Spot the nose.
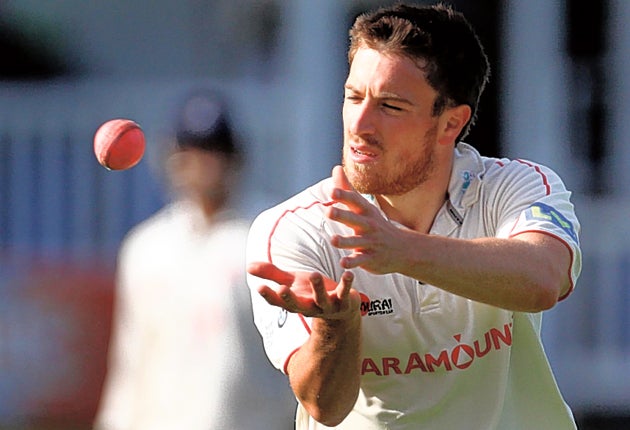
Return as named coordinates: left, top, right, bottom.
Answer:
left=344, top=99, right=376, bottom=137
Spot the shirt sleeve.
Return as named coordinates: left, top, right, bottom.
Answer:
left=246, top=207, right=325, bottom=373
left=493, top=160, right=582, bottom=296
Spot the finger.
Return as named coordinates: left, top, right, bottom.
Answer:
left=336, top=271, right=354, bottom=301
left=330, top=187, right=374, bottom=219
left=247, top=261, right=295, bottom=285
left=329, top=167, right=376, bottom=222
left=330, top=234, right=365, bottom=250
left=309, top=272, right=330, bottom=312
left=279, top=282, right=326, bottom=316
left=339, top=253, right=368, bottom=270
left=332, top=165, right=354, bottom=191
left=257, top=285, right=288, bottom=308
left=328, top=206, right=370, bottom=232
left=260, top=283, right=312, bottom=314
left=323, top=165, right=354, bottom=199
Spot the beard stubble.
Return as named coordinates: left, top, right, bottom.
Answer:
left=343, top=124, right=438, bottom=196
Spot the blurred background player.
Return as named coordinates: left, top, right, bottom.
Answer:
left=93, top=88, right=296, bottom=430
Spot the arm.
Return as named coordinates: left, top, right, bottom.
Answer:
left=327, top=167, right=573, bottom=313
left=337, top=227, right=570, bottom=312
left=247, top=263, right=362, bottom=426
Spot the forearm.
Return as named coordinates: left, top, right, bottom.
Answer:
left=288, top=314, right=362, bottom=427
left=399, top=232, right=572, bottom=312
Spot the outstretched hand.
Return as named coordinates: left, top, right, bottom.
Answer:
left=327, top=165, right=407, bottom=274
left=247, top=261, right=360, bottom=320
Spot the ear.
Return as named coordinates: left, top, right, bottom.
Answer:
left=437, top=104, right=472, bottom=146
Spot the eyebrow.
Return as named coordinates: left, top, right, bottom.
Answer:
left=344, top=84, right=414, bottom=106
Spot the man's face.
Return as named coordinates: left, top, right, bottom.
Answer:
left=342, top=47, right=441, bottom=195
left=168, top=148, right=230, bottom=202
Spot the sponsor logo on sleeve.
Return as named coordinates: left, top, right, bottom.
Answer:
left=525, top=203, right=579, bottom=244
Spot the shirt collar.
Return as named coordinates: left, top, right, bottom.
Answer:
left=361, top=141, right=486, bottom=229
left=446, top=141, right=485, bottom=211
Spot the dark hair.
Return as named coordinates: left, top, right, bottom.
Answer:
left=175, top=88, right=241, bottom=159
left=348, top=2, right=490, bottom=141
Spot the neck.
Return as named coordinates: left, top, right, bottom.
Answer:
left=375, top=161, right=452, bottom=233
left=182, top=193, right=227, bottom=226
left=376, top=188, right=447, bottom=233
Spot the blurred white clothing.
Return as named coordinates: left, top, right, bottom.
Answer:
left=94, top=201, right=295, bottom=430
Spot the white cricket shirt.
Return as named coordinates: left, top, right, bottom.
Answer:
left=95, top=202, right=296, bottom=430
left=246, top=143, right=582, bottom=430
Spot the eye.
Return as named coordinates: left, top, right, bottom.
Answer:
left=382, top=100, right=408, bottom=113
left=344, top=92, right=362, bottom=102
left=383, top=103, right=403, bottom=112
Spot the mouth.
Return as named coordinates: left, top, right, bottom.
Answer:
left=349, top=144, right=379, bottom=162
left=353, top=147, right=376, bottom=156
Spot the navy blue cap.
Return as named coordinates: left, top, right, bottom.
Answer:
left=175, top=89, right=238, bottom=156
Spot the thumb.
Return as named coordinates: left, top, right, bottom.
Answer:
left=331, top=165, right=354, bottom=191
left=247, top=261, right=295, bottom=285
